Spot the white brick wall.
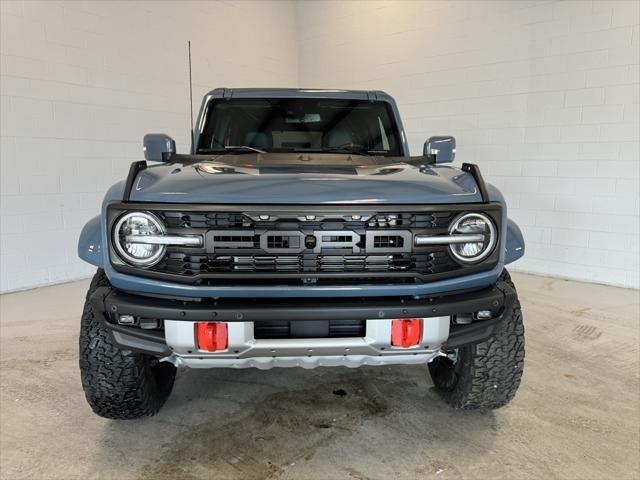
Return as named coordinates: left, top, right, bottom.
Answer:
left=0, top=0, right=298, bottom=292
left=1, top=0, right=638, bottom=292
left=298, top=0, right=640, bottom=289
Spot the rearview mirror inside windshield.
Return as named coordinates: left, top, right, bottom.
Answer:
left=285, top=113, right=321, bottom=123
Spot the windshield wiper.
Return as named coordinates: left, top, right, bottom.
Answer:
left=198, top=146, right=267, bottom=154
left=224, top=145, right=267, bottom=153
left=224, top=145, right=267, bottom=154
left=298, top=147, right=368, bottom=156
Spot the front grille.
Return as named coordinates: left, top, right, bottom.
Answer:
left=152, top=209, right=465, bottom=282
left=254, top=320, right=366, bottom=339
left=109, top=204, right=501, bottom=286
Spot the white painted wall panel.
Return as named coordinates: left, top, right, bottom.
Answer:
left=0, top=0, right=298, bottom=292
left=298, top=0, right=640, bottom=288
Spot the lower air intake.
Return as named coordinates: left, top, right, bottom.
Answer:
left=254, top=320, right=366, bottom=339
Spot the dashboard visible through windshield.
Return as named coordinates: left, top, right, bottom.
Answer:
left=197, top=98, right=403, bottom=156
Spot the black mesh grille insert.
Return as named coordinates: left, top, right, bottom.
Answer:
left=213, top=235, right=252, bottom=242
left=154, top=252, right=457, bottom=276
left=267, top=235, right=300, bottom=249
left=373, top=235, right=405, bottom=248
left=254, top=320, right=366, bottom=339
left=159, top=211, right=457, bottom=230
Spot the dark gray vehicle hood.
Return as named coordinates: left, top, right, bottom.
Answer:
left=129, top=153, right=483, bottom=204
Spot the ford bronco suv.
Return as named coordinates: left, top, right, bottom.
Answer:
left=78, top=88, right=525, bottom=419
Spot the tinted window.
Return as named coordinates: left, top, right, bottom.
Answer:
left=197, top=98, right=402, bottom=156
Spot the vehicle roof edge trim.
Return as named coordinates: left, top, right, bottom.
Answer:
left=203, top=88, right=392, bottom=101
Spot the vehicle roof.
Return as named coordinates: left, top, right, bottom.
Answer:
left=205, top=88, right=395, bottom=102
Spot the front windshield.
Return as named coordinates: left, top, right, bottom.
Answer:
left=197, top=98, right=403, bottom=156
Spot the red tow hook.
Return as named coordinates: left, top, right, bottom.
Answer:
left=195, top=322, right=228, bottom=352
left=391, top=319, right=422, bottom=348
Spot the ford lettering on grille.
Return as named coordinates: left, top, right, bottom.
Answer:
left=205, top=230, right=412, bottom=254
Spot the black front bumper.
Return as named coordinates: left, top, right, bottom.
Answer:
left=90, top=279, right=516, bottom=356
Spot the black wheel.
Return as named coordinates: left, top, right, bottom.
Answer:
left=429, top=270, right=524, bottom=410
left=79, top=269, right=176, bottom=419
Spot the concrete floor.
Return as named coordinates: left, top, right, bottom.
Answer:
left=0, top=272, right=638, bottom=480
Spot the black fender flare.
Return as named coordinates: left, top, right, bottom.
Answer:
left=505, top=218, right=525, bottom=265
left=78, top=215, right=103, bottom=267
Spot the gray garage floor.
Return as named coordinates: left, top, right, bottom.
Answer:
left=0, top=272, right=638, bottom=480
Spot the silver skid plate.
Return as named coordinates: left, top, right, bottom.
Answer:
left=162, top=317, right=450, bottom=369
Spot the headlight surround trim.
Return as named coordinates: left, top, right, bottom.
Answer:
left=448, top=212, right=497, bottom=264
left=112, top=211, right=167, bottom=267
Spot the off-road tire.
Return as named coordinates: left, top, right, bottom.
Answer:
left=429, top=270, right=524, bottom=410
left=79, top=269, right=176, bottom=419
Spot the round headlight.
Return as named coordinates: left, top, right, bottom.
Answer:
left=448, top=213, right=496, bottom=263
left=113, top=212, right=166, bottom=267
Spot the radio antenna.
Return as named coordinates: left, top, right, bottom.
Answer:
left=188, top=40, right=194, bottom=154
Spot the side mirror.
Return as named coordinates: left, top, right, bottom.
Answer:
left=143, top=134, right=176, bottom=162
left=423, top=136, right=456, bottom=163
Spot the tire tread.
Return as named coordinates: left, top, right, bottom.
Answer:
left=79, top=269, right=175, bottom=419
left=430, top=270, right=525, bottom=410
